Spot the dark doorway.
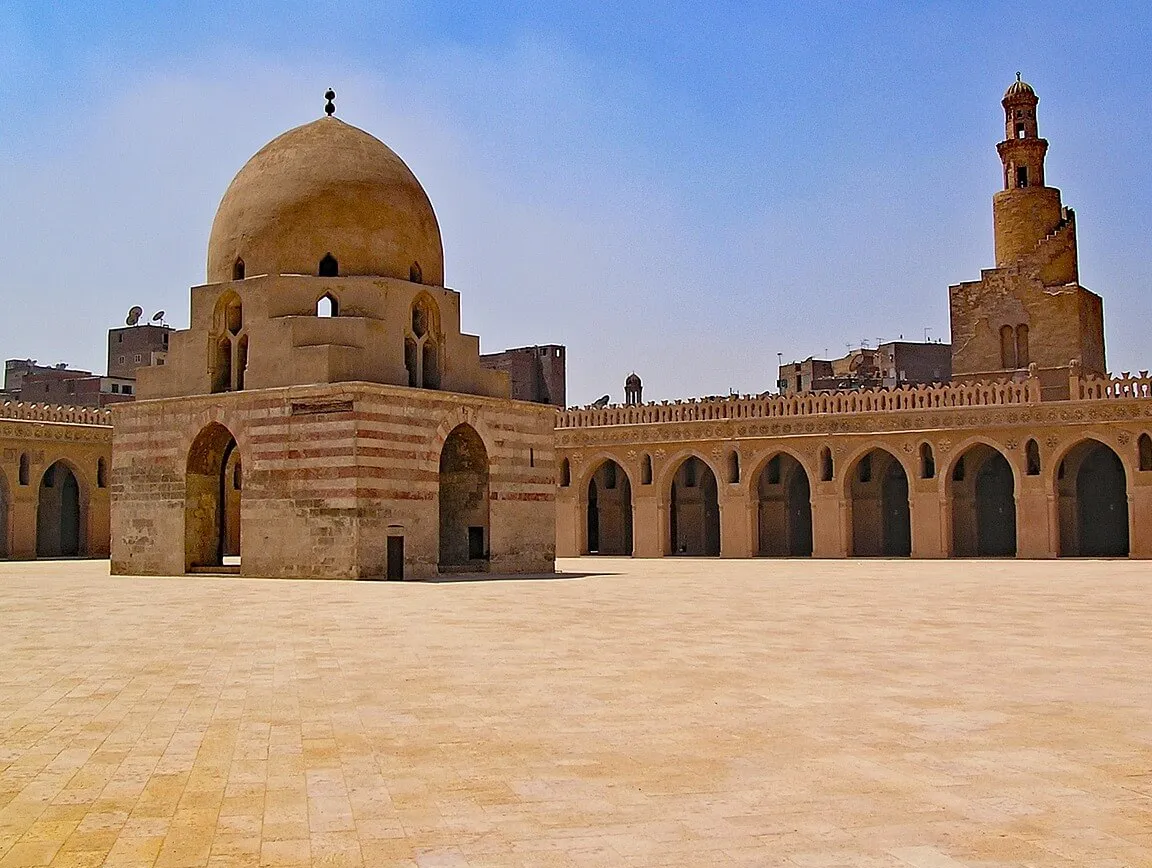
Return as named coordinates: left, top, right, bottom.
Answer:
left=881, top=460, right=911, bottom=556
left=587, top=481, right=599, bottom=553
left=186, top=423, right=240, bottom=571
left=951, top=445, right=1016, bottom=557
left=1058, top=441, right=1129, bottom=557
left=850, top=449, right=911, bottom=556
left=756, top=454, right=812, bottom=556
left=668, top=456, right=720, bottom=555
left=37, top=462, right=83, bottom=557
left=468, top=526, right=485, bottom=560
left=585, top=460, right=633, bottom=555
left=439, top=424, right=490, bottom=570
left=386, top=536, right=404, bottom=580
left=975, top=453, right=1016, bottom=556
left=0, top=474, right=9, bottom=558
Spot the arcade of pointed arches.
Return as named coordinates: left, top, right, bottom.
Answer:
left=563, top=430, right=1146, bottom=559
left=0, top=454, right=103, bottom=560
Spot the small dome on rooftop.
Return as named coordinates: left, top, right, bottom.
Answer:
left=1003, top=73, right=1037, bottom=101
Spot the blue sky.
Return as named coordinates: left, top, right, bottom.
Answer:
left=2, top=2, right=1150, bottom=402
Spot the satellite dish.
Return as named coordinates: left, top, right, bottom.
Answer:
left=125, top=306, right=143, bottom=326
left=591, top=394, right=611, bottom=408
left=151, top=310, right=165, bottom=323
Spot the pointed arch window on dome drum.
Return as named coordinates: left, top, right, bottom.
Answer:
left=406, top=294, right=441, bottom=390
left=318, top=253, right=339, bottom=277
left=210, top=292, right=247, bottom=393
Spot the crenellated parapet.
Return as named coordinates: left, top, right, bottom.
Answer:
left=1074, top=370, right=1152, bottom=400
left=0, top=401, right=113, bottom=427
left=557, top=377, right=1042, bottom=429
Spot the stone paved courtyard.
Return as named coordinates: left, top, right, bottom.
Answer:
left=0, top=558, right=1150, bottom=867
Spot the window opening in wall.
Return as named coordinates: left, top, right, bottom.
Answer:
left=318, top=253, right=338, bottom=277
left=920, top=443, right=935, bottom=479
left=124, top=385, right=132, bottom=395
left=421, top=341, right=440, bottom=389
left=1016, top=123, right=1026, bottom=138
left=727, top=450, right=740, bottom=484
left=857, top=454, right=872, bottom=483
left=404, top=338, right=418, bottom=387
left=560, top=458, right=571, bottom=487
left=641, top=453, right=653, bottom=485
left=411, top=301, right=429, bottom=337
left=529, top=448, right=535, bottom=468
left=1016, top=166, right=1028, bottom=188
left=1026, top=439, right=1041, bottom=475
left=18, top=454, right=29, bottom=486
left=232, top=258, right=245, bottom=280
left=1000, top=324, right=1016, bottom=369
left=410, top=262, right=422, bottom=284
left=1016, top=324, right=1030, bottom=367
left=97, top=458, right=107, bottom=489
left=1140, top=434, right=1152, bottom=472
left=213, top=336, right=232, bottom=394
left=316, top=294, right=338, bottom=317
left=820, top=447, right=833, bottom=482
left=236, top=335, right=249, bottom=391
left=224, top=297, right=242, bottom=335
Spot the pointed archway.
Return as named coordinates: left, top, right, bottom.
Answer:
left=36, top=462, right=85, bottom=557
left=668, top=456, right=720, bottom=555
left=755, top=453, right=812, bottom=556
left=1058, top=440, right=1129, bottom=557
left=186, top=423, right=240, bottom=571
left=950, top=444, right=1016, bottom=557
left=585, top=460, right=633, bottom=555
left=849, top=449, right=911, bottom=557
left=439, top=424, right=490, bottom=570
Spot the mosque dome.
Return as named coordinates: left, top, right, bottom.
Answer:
left=207, top=114, right=444, bottom=285
left=1003, top=74, right=1037, bottom=102
left=625, top=372, right=642, bottom=388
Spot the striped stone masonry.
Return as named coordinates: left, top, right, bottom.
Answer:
left=111, top=382, right=555, bottom=578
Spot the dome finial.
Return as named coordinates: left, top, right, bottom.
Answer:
left=324, top=89, right=336, bottom=117
left=1016, top=71, right=1022, bottom=82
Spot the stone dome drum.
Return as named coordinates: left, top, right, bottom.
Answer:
left=207, top=116, right=444, bottom=285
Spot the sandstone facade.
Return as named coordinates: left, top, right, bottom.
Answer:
left=110, top=102, right=556, bottom=579
left=112, top=383, right=553, bottom=578
left=0, top=402, right=112, bottom=559
left=555, top=374, right=1152, bottom=559
left=556, top=78, right=1151, bottom=561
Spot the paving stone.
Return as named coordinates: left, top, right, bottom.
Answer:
left=0, top=557, right=1148, bottom=866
